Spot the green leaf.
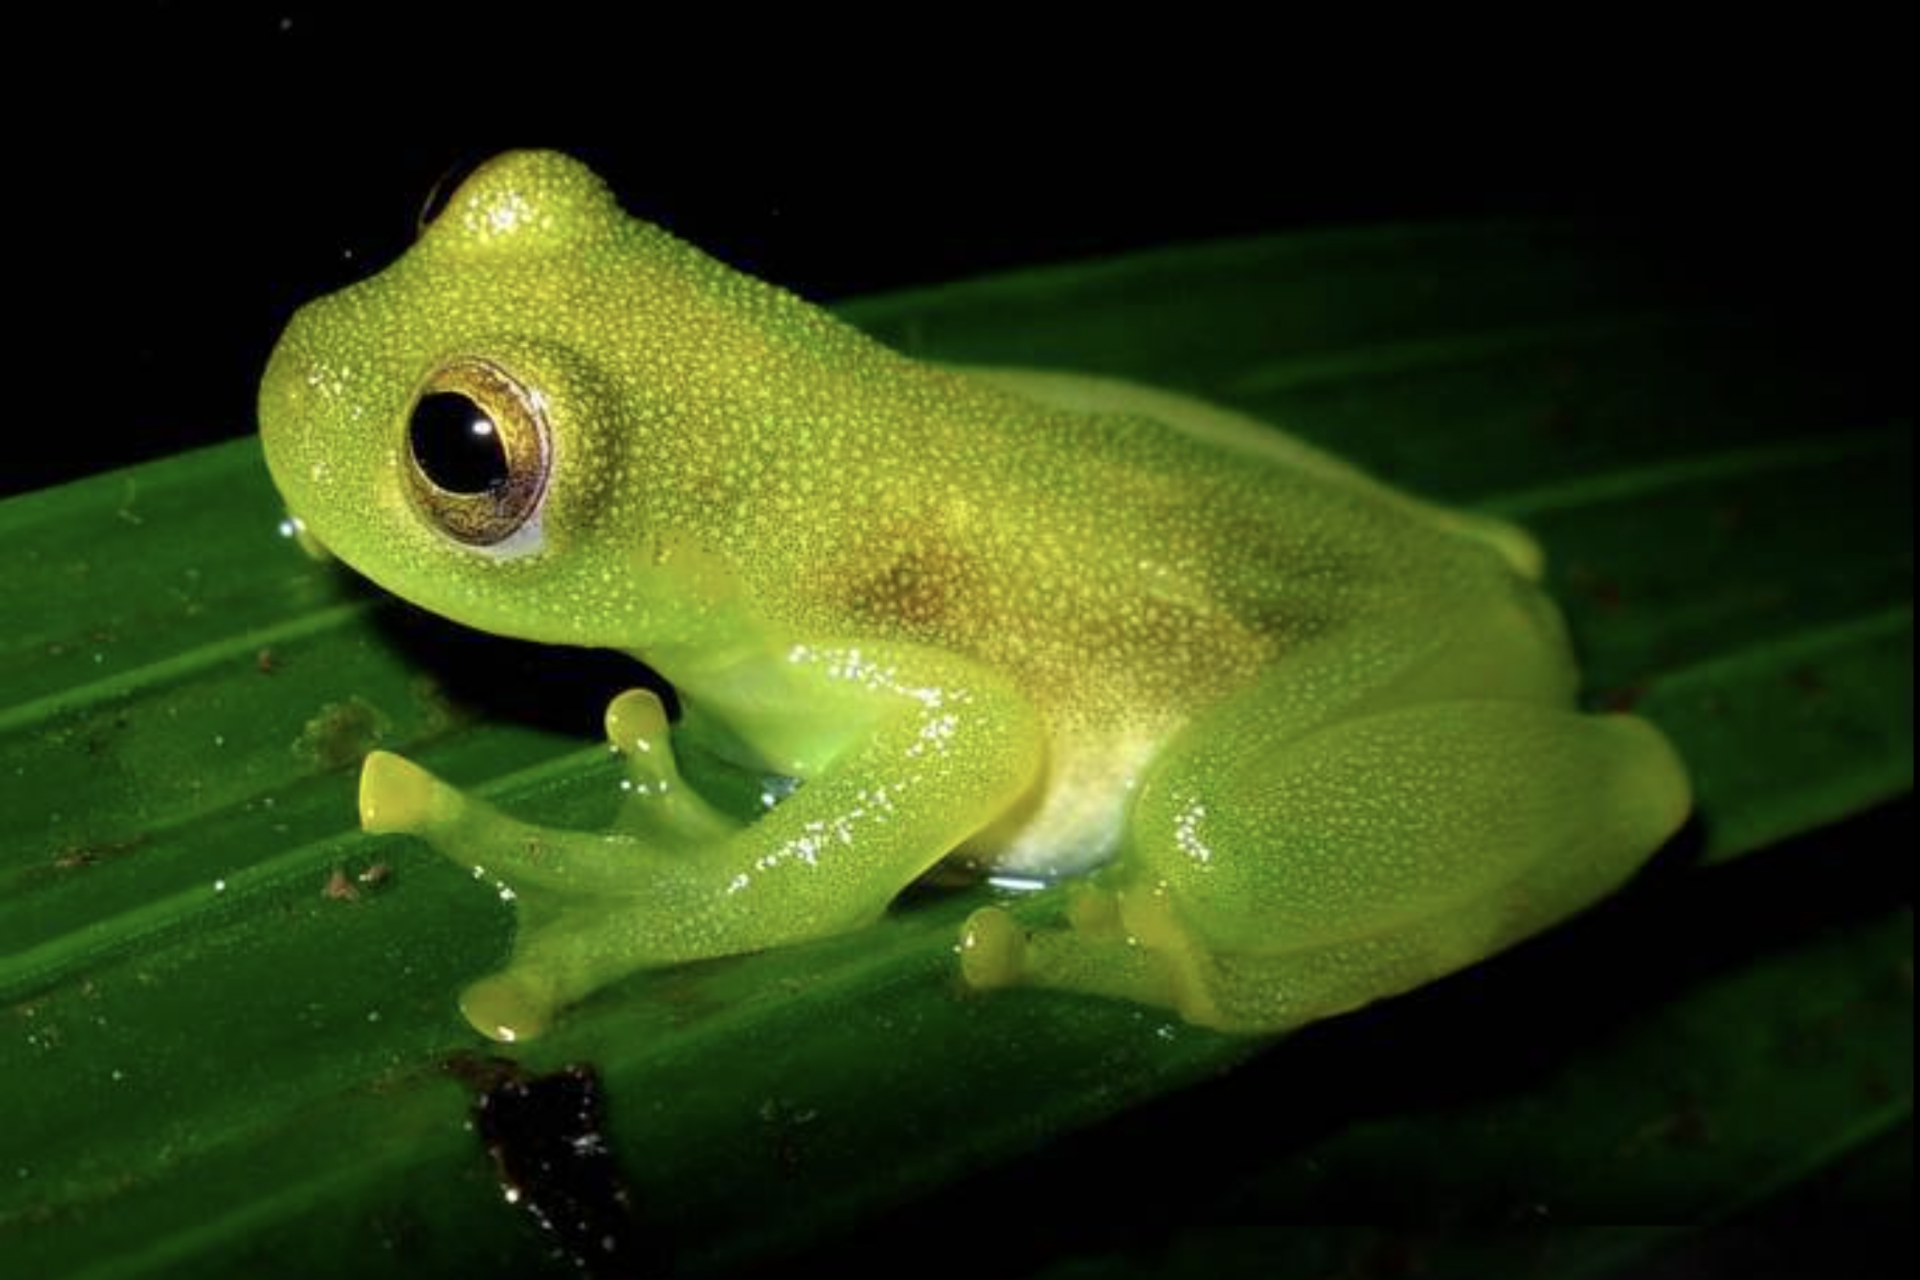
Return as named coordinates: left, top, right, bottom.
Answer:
left=2, top=223, right=1909, bottom=1279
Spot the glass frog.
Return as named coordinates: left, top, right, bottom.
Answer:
left=258, top=151, right=1689, bottom=1043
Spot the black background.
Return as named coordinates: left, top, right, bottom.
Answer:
left=7, top=4, right=1911, bottom=496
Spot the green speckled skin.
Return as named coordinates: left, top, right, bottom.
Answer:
left=259, top=152, right=1690, bottom=1041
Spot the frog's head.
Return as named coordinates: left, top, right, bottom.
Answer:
left=259, top=150, right=817, bottom=655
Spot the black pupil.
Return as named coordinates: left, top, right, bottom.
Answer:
left=410, top=393, right=510, bottom=495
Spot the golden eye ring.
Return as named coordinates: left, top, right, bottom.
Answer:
left=404, top=358, right=550, bottom=546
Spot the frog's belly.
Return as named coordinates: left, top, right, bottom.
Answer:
left=957, top=729, right=1166, bottom=880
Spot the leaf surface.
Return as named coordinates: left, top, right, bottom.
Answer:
left=2, top=223, right=1909, bottom=1278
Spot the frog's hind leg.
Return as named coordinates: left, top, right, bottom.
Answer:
left=963, top=697, right=1689, bottom=1034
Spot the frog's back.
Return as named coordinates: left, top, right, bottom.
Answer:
left=971, top=367, right=1543, bottom=579
left=798, top=364, right=1548, bottom=739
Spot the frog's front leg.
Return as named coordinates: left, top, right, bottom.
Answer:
left=963, top=693, right=1690, bottom=1033
left=361, top=645, right=1044, bottom=1041
left=361, top=689, right=743, bottom=890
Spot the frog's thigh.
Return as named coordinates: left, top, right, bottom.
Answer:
left=972, top=698, right=1688, bottom=1033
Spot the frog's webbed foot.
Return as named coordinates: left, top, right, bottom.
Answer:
left=361, top=689, right=740, bottom=881
left=601, top=688, right=740, bottom=844
left=358, top=688, right=746, bottom=1041
left=960, top=883, right=1190, bottom=1015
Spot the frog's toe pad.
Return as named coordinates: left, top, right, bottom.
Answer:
left=459, top=971, right=555, bottom=1044
left=960, top=907, right=1027, bottom=991
left=359, top=750, right=441, bottom=834
left=604, top=687, right=671, bottom=751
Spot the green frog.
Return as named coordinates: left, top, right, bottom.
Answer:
left=258, top=151, right=1689, bottom=1042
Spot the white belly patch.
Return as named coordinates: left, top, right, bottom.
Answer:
left=961, top=730, right=1165, bottom=881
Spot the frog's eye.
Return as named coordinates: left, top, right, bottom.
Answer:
left=405, top=360, right=550, bottom=548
